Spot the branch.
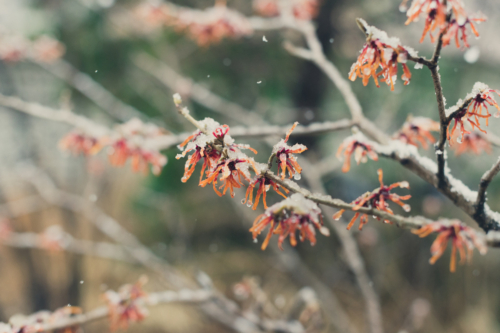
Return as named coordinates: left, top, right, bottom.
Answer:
left=1, top=230, right=135, bottom=263
left=263, top=170, right=432, bottom=230
left=133, top=53, right=265, bottom=125
left=476, top=157, right=500, bottom=212
left=16, top=164, right=304, bottom=333
left=37, top=289, right=213, bottom=333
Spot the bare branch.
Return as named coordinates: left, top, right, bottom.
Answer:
left=37, top=289, right=213, bottom=333
left=476, top=157, right=500, bottom=211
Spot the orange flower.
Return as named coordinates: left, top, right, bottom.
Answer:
left=349, top=20, right=416, bottom=91
left=103, top=277, right=148, bottom=331
left=451, top=132, right=491, bottom=155
left=394, top=116, right=440, bottom=149
left=59, top=132, right=102, bottom=156
left=447, top=83, right=499, bottom=144
left=171, top=3, right=252, bottom=46
left=442, top=14, right=486, bottom=49
left=108, top=139, right=167, bottom=175
left=405, top=0, right=448, bottom=43
left=200, top=158, right=253, bottom=198
left=336, top=135, right=378, bottom=172
left=250, top=193, right=329, bottom=250
left=271, top=122, right=307, bottom=180
left=177, top=121, right=256, bottom=184
left=333, top=169, right=411, bottom=230
left=412, top=220, right=487, bottom=272
left=253, top=0, right=319, bottom=20
left=244, top=174, right=288, bottom=210
left=467, top=83, right=500, bottom=120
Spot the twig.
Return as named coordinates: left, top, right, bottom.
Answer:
left=475, top=157, right=500, bottom=213
left=37, top=289, right=213, bottom=333
left=1, top=230, right=135, bottom=263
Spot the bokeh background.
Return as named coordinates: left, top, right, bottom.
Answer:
left=0, top=0, right=500, bottom=332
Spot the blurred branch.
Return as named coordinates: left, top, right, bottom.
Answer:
left=133, top=53, right=264, bottom=124
left=38, top=289, right=213, bottom=333
left=1, top=230, right=135, bottom=263
left=37, top=59, right=154, bottom=124
left=0, top=195, right=47, bottom=219
left=299, top=160, right=383, bottom=333
left=16, top=163, right=304, bottom=333
left=0, top=92, right=352, bottom=150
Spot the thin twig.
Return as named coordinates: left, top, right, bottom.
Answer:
left=476, top=157, right=500, bottom=212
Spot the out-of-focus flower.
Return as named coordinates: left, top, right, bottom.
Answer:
left=451, top=132, right=491, bottom=155
left=134, top=2, right=171, bottom=28
left=103, top=277, right=148, bottom=331
left=405, top=0, right=448, bottom=43
left=272, top=122, right=307, bottom=180
left=106, top=118, right=168, bottom=175
left=0, top=35, right=29, bottom=62
left=170, top=3, right=252, bottom=46
left=0, top=34, right=65, bottom=63
left=403, top=0, right=486, bottom=48
left=253, top=0, right=319, bottom=20
left=394, top=116, right=440, bottom=149
left=336, top=134, right=378, bottom=173
left=349, top=19, right=417, bottom=91
left=108, top=139, right=167, bottom=176
left=59, top=132, right=102, bottom=156
left=50, top=306, right=83, bottom=333
left=0, top=219, right=12, bottom=240
left=32, top=36, right=66, bottom=63
left=412, top=219, right=487, bottom=272
left=442, top=14, right=486, bottom=49
left=333, top=169, right=411, bottom=230
left=39, top=225, right=70, bottom=252
left=250, top=193, right=329, bottom=250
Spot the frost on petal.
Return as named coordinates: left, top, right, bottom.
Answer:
left=250, top=193, right=327, bottom=250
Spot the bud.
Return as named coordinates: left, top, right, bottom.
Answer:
left=173, top=93, right=182, bottom=107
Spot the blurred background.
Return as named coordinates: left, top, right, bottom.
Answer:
left=0, top=0, right=499, bottom=332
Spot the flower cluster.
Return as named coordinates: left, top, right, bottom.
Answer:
left=60, top=118, right=167, bottom=175
left=333, top=169, right=411, bottom=230
left=253, top=0, right=319, bottom=21
left=271, top=122, right=307, bottom=180
left=450, top=132, right=491, bottom=155
left=103, top=277, right=149, bottom=331
left=177, top=118, right=258, bottom=197
left=403, top=0, right=485, bottom=48
left=393, top=116, right=440, bottom=149
left=250, top=193, right=329, bottom=250
left=175, top=96, right=300, bottom=213
left=336, top=134, right=378, bottom=173
left=446, top=82, right=500, bottom=144
left=412, top=219, right=487, bottom=272
left=0, top=34, right=65, bottom=63
left=4, top=306, right=82, bottom=333
left=349, top=19, right=417, bottom=91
